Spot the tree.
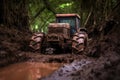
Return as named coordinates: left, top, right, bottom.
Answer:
left=28, top=0, right=119, bottom=32
left=0, top=0, right=29, bottom=31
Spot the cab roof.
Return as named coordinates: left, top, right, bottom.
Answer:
left=56, top=14, right=81, bottom=19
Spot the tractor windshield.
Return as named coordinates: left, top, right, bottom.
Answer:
left=57, top=17, right=76, bottom=34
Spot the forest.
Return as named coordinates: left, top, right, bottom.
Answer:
left=28, top=0, right=119, bottom=32
left=0, top=0, right=120, bottom=80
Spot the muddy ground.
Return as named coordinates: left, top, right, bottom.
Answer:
left=0, top=7, right=120, bottom=80
left=0, top=18, right=120, bottom=80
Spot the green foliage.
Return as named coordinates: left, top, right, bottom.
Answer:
left=28, top=0, right=75, bottom=33
left=59, top=2, right=73, bottom=8
left=28, top=0, right=118, bottom=32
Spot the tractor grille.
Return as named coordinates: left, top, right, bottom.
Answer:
left=48, top=27, right=63, bottom=34
left=47, top=34, right=59, bottom=41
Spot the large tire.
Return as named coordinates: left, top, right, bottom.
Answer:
left=29, top=32, right=44, bottom=52
left=72, top=32, right=87, bottom=54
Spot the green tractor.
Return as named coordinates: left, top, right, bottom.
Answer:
left=29, top=14, right=88, bottom=54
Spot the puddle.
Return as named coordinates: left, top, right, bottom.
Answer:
left=0, top=62, right=63, bottom=80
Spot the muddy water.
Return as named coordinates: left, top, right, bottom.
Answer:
left=0, top=62, right=63, bottom=80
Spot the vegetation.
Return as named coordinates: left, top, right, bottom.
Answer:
left=0, top=0, right=119, bottom=32
left=28, top=0, right=119, bottom=32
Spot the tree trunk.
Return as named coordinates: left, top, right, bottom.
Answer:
left=84, top=8, right=93, bottom=27
left=0, top=0, right=29, bottom=31
left=0, top=0, right=5, bottom=24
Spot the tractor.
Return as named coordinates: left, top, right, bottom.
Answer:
left=29, top=14, right=88, bottom=54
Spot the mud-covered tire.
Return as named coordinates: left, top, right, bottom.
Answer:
left=72, top=32, right=88, bottom=54
left=29, top=32, right=45, bottom=52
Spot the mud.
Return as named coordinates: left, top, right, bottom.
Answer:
left=0, top=62, right=63, bottom=80
left=41, top=59, right=93, bottom=80
left=0, top=6, right=120, bottom=80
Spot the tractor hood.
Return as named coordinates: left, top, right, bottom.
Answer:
left=48, top=23, right=70, bottom=39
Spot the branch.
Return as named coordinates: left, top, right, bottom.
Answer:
left=84, top=8, right=93, bottom=27
left=31, top=6, right=46, bottom=23
left=39, top=14, right=53, bottom=31
left=43, top=0, right=56, bottom=14
left=107, top=1, right=120, bottom=19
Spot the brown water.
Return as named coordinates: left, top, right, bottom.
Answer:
left=0, top=62, right=63, bottom=80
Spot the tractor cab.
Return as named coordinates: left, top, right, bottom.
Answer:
left=56, top=14, right=81, bottom=35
